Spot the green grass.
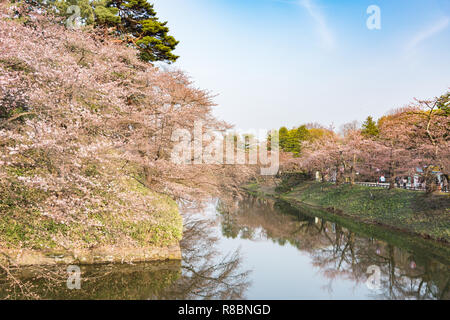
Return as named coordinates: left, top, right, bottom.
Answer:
left=242, top=183, right=261, bottom=196
left=0, top=159, right=183, bottom=252
left=245, top=181, right=450, bottom=243
left=0, top=57, right=34, bottom=74
left=280, top=199, right=450, bottom=265
left=283, top=182, right=450, bottom=242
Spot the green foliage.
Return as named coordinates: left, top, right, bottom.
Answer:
left=0, top=56, right=34, bottom=73
left=275, top=172, right=312, bottom=192
left=92, top=0, right=120, bottom=25
left=307, top=127, right=332, bottom=140
left=361, top=116, right=379, bottom=137
left=0, top=261, right=181, bottom=299
left=0, top=178, right=68, bottom=248
left=278, top=126, right=288, bottom=149
left=283, top=182, right=450, bottom=242
left=296, top=125, right=310, bottom=141
left=93, top=0, right=179, bottom=63
left=244, top=182, right=450, bottom=260
left=23, top=0, right=179, bottom=63
left=55, top=0, right=95, bottom=25
left=437, top=91, right=449, bottom=115
left=277, top=125, right=312, bottom=155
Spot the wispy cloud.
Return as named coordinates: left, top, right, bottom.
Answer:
left=298, top=0, right=335, bottom=49
left=407, top=17, right=449, bottom=50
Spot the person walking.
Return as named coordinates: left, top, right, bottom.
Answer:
left=443, top=174, right=449, bottom=193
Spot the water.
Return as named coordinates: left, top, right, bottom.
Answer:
left=214, top=197, right=449, bottom=299
left=1, top=195, right=449, bottom=299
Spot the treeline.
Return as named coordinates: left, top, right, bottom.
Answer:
left=270, top=124, right=334, bottom=156
left=0, top=2, right=254, bottom=206
left=279, top=92, right=449, bottom=193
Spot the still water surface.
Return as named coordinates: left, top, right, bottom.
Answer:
left=1, top=195, right=449, bottom=299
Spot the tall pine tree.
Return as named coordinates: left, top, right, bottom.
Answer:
left=361, top=116, right=379, bottom=137
left=103, top=0, right=179, bottom=63
left=23, top=0, right=179, bottom=63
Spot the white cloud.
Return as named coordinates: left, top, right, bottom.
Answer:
left=299, top=0, right=335, bottom=49
left=407, top=17, right=449, bottom=50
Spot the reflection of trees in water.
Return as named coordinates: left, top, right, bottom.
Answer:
left=0, top=202, right=251, bottom=300
left=0, top=261, right=182, bottom=300
left=370, top=246, right=450, bottom=300
left=160, top=214, right=251, bottom=299
left=218, top=195, right=450, bottom=300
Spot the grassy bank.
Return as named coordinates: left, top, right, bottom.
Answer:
left=0, top=153, right=183, bottom=265
left=244, top=181, right=450, bottom=243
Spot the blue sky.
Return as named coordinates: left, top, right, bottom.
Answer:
left=152, top=0, right=450, bottom=131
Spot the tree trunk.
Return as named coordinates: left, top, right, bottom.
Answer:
left=388, top=178, right=395, bottom=190
left=350, top=154, right=356, bottom=185
left=424, top=168, right=437, bottom=194
left=335, top=166, right=343, bottom=185
left=388, top=159, right=395, bottom=189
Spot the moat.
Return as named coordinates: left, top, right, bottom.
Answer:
left=1, top=195, right=449, bottom=300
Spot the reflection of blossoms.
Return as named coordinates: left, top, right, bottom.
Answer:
left=219, top=196, right=449, bottom=300
left=159, top=212, right=251, bottom=300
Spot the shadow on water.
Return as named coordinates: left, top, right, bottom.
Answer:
left=217, top=195, right=450, bottom=300
left=0, top=213, right=250, bottom=300
left=0, top=261, right=182, bottom=299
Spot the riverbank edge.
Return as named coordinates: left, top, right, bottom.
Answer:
left=0, top=244, right=182, bottom=267
left=1, top=165, right=184, bottom=267
left=242, top=182, right=450, bottom=263
left=0, top=192, right=184, bottom=267
left=0, top=182, right=184, bottom=267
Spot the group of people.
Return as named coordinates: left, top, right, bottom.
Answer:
left=385, top=174, right=450, bottom=192
left=394, top=177, right=410, bottom=189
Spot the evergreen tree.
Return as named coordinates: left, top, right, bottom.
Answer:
left=296, top=125, right=310, bottom=142
left=276, top=125, right=312, bottom=155
left=283, top=129, right=299, bottom=154
left=279, top=127, right=289, bottom=150
left=92, top=0, right=120, bottom=26
left=55, top=0, right=96, bottom=25
left=361, top=116, right=379, bottom=137
left=23, top=0, right=179, bottom=63
left=293, top=125, right=311, bottom=155
left=437, top=91, right=449, bottom=115
left=103, top=0, right=179, bottom=63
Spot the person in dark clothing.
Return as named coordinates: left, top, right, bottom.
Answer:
left=443, top=174, right=449, bottom=192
